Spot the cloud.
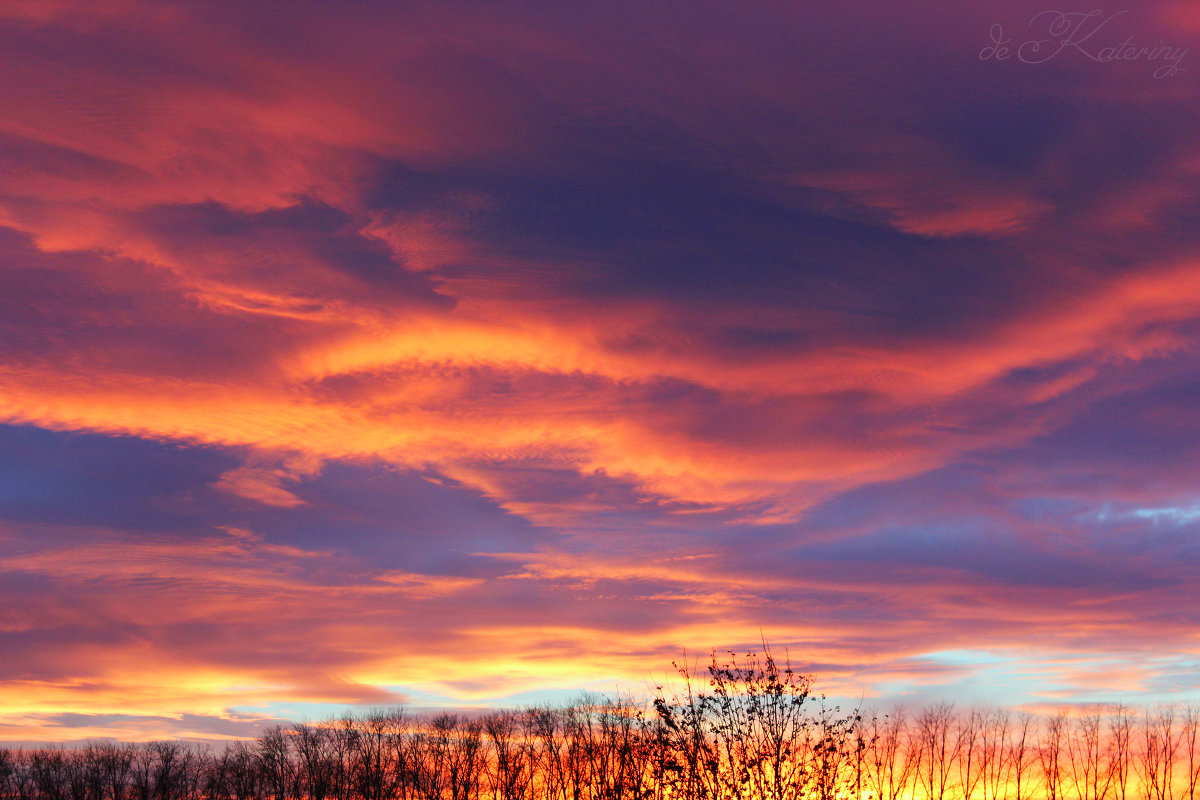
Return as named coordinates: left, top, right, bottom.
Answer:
left=213, top=453, right=322, bottom=508
left=2, top=0, right=1200, bottom=741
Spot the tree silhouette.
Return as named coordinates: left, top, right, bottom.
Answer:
left=2, top=648, right=1199, bottom=800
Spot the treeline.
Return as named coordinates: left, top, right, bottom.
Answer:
left=2, top=650, right=1199, bottom=800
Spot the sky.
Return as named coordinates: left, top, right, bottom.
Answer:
left=1, top=0, right=1199, bottom=743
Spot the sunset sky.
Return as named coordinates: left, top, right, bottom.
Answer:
left=2, top=1, right=1200, bottom=743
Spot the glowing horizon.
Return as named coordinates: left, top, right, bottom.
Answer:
left=1, top=1, right=1199, bottom=743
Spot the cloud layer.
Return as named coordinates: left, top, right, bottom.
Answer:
left=1, top=0, right=1199, bottom=740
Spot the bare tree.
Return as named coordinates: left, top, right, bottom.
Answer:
left=441, top=715, right=484, bottom=800
left=1140, top=707, right=1181, bottom=800
left=31, top=748, right=68, bottom=800
left=915, top=704, right=959, bottom=800
left=1040, top=711, right=1069, bottom=800
left=1067, top=708, right=1114, bottom=800
left=1182, top=706, right=1200, bottom=800
left=226, top=742, right=262, bottom=800
left=0, top=749, right=17, bottom=800
left=957, top=708, right=986, bottom=800
left=258, top=729, right=293, bottom=800
left=866, top=708, right=917, bottom=800
left=293, top=724, right=338, bottom=800
left=484, top=711, right=535, bottom=800
left=979, top=708, right=1010, bottom=800
left=10, top=749, right=39, bottom=800
left=1009, top=712, right=1037, bottom=800
left=1112, top=707, right=1135, bottom=800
